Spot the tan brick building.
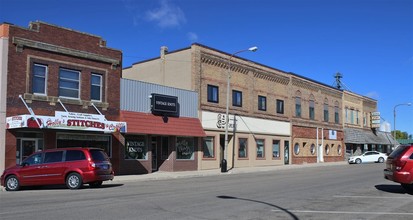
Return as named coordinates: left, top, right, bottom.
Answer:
left=343, top=90, right=396, bottom=156
left=123, top=43, right=345, bottom=169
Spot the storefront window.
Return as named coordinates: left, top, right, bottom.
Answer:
left=203, top=136, right=215, bottom=158
left=325, top=144, right=330, bottom=155
left=256, top=139, right=265, bottom=158
left=310, top=144, right=316, bottom=155
left=239, top=138, right=248, bottom=158
left=294, top=143, right=300, bottom=155
left=176, top=137, right=195, bottom=160
left=272, top=140, right=280, bottom=158
left=338, top=145, right=342, bottom=155
left=57, top=133, right=111, bottom=157
left=125, top=135, right=147, bottom=160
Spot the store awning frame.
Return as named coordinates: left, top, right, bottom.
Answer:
left=344, top=128, right=398, bottom=145
left=121, top=111, right=206, bottom=137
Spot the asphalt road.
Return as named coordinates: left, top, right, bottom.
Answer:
left=1, top=163, right=412, bottom=220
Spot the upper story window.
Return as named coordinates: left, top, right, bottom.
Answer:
left=33, top=64, right=48, bottom=95
left=276, top=99, right=284, bottom=114
left=335, top=103, right=339, bottom=124
left=59, top=68, right=80, bottom=99
left=258, top=95, right=267, bottom=111
left=295, top=97, right=301, bottom=117
left=91, top=73, right=102, bottom=101
left=324, top=99, right=329, bottom=122
left=232, top=90, right=242, bottom=107
left=309, top=100, right=315, bottom=120
left=207, top=85, right=219, bottom=103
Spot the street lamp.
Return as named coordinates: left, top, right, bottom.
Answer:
left=393, top=102, right=411, bottom=139
left=222, top=46, right=258, bottom=173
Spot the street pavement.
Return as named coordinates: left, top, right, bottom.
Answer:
left=111, top=161, right=348, bottom=183
left=0, top=161, right=348, bottom=191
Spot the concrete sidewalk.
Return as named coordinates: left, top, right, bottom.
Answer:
left=111, top=161, right=348, bottom=183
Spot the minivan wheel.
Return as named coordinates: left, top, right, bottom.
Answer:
left=89, top=181, right=103, bottom=188
left=66, top=173, right=83, bottom=189
left=378, top=157, right=385, bottom=163
left=5, top=175, right=20, bottom=191
left=355, top=158, right=362, bottom=164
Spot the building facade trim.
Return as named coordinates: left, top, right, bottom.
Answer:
left=12, top=37, right=120, bottom=66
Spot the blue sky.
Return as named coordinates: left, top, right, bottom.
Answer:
left=1, top=0, right=412, bottom=135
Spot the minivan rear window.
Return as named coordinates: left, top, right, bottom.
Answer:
left=66, top=150, right=86, bottom=161
left=90, top=149, right=109, bottom=161
left=389, top=145, right=409, bottom=158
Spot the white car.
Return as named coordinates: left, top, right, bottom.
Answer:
left=348, top=151, right=387, bottom=164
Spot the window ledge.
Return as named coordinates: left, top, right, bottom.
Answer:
left=23, top=93, right=109, bottom=110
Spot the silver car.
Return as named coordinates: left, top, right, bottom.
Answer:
left=348, top=151, right=387, bottom=164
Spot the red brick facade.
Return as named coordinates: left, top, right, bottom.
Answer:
left=2, top=22, right=123, bottom=173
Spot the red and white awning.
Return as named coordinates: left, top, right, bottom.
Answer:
left=6, top=111, right=127, bottom=133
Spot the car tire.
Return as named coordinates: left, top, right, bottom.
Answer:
left=355, top=158, right=362, bottom=164
left=66, top=173, right=83, bottom=190
left=5, top=175, right=20, bottom=191
left=378, top=157, right=385, bottom=163
left=89, top=181, right=103, bottom=188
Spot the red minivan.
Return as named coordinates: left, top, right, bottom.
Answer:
left=384, top=144, right=413, bottom=192
left=1, top=148, right=114, bottom=191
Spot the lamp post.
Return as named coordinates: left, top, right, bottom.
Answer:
left=222, top=46, right=258, bottom=173
left=393, top=102, right=411, bottom=139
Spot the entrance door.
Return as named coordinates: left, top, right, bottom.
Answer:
left=19, top=139, right=39, bottom=164
left=151, top=137, right=157, bottom=171
left=284, top=140, right=290, bottom=165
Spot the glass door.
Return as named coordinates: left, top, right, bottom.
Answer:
left=18, top=139, right=39, bottom=164
left=151, top=137, right=157, bottom=171
left=284, top=140, right=290, bottom=165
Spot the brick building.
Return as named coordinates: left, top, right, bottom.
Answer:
left=0, top=21, right=126, bottom=174
left=123, top=43, right=345, bottom=169
left=343, top=90, right=397, bottom=156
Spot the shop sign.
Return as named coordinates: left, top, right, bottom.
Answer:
left=329, top=130, right=337, bottom=140
left=216, top=113, right=235, bottom=129
left=151, top=93, right=178, bottom=114
left=370, top=111, right=381, bottom=128
left=6, top=111, right=127, bottom=133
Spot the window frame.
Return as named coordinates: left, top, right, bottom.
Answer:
left=276, top=99, right=284, bottom=114
left=125, top=135, right=148, bottom=160
left=176, top=137, right=195, bottom=160
left=294, top=143, right=300, bottom=155
left=256, top=139, right=265, bottom=159
left=207, top=84, right=219, bottom=103
left=309, top=100, right=315, bottom=120
left=59, top=68, right=80, bottom=99
left=335, top=105, right=340, bottom=124
left=91, top=73, right=103, bottom=102
left=272, top=140, right=280, bottom=159
left=232, top=90, right=243, bottom=107
left=32, top=63, right=48, bottom=95
left=202, top=136, right=215, bottom=159
left=258, top=95, right=267, bottom=111
left=295, top=97, right=301, bottom=117
left=324, top=103, right=329, bottom=122
left=238, top=138, right=248, bottom=159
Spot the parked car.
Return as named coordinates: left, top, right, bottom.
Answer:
left=1, top=148, right=114, bottom=191
left=348, top=151, right=387, bottom=164
left=384, top=144, right=413, bottom=192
